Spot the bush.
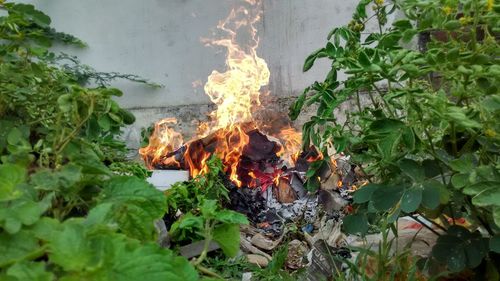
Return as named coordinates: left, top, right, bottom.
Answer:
left=291, top=0, right=500, bottom=277
left=0, top=2, right=198, bottom=280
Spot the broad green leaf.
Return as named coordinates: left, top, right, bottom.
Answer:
left=213, top=223, right=241, bottom=257
left=0, top=196, right=51, bottom=234
left=0, top=164, right=26, bottom=201
left=200, top=199, right=218, bottom=218
left=94, top=176, right=167, bottom=240
left=372, top=185, right=404, bottom=211
left=463, top=181, right=498, bottom=196
left=369, top=119, right=405, bottom=135
left=353, top=183, right=381, bottom=204
left=401, top=187, right=422, bottom=213
left=472, top=187, right=500, bottom=207
left=399, top=159, right=425, bottom=182
left=432, top=226, right=488, bottom=272
left=451, top=173, right=469, bottom=189
left=49, top=221, right=198, bottom=281
left=421, top=180, right=445, bottom=209
left=449, top=154, right=475, bottom=173
left=214, top=210, right=249, bottom=225
left=0, top=230, right=41, bottom=267
left=6, top=261, right=54, bottom=281
left=342, top=214, right=369, bottom=235
left=47, top=221, right=95, bottom=271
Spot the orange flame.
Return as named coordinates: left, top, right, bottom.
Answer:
left=140, top=1, right=305, bottom=188
left=139, top=118, right=183, bottom=169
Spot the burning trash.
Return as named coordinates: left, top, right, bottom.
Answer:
left=140, top=0, right=359, bottom=277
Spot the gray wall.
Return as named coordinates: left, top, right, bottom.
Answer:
left=29, top=0, right=392, bottom=150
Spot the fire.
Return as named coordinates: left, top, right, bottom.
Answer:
left=139, top=118, right=183, bottom=169
left=140, top=0, right=305, bottom=188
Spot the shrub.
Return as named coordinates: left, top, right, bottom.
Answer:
left=291, top=0, right=500, bottom=276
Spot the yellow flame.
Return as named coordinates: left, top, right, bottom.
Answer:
left=201, top=1, right=269, bottom=135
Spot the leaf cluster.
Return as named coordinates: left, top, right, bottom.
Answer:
left=0, top=2, right=196, bottom=280
left=291, top=0, right=500, bottom=276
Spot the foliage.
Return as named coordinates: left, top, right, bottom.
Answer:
left=166, top=156, right=249, bottom=273
left=291, top=0, right=500, bottom=277
left=0, top=2, right=197, bottom=280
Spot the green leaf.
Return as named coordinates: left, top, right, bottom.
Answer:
left=47, top=221, right=94, bottom=271
left=462, top=181, right=498, bottom=196
left=342, top=214, right=369, bottom=235
left=303, top=49, right=323, bottom=72
left=444, top=107, right=481, bottom=129
left=449, top=154, right=475, bottom=173
left=215, top=210, right=249, bottom=225
left=490, top=235, right=500, bottom=253
left=49, top=220, right=198, bottom=281
left=494, top=207, right=500, bottom=228
left=432, top=226, right=488, bottom=272
left=372, top=185, right=404, bottom=211
left=472, top=187, right=500, bottom=207
left=0, top=196, right=51, bottom=234
left=421, top=180, right=444, bottom=209
left=369, top=119, right=405, bottom=135
left=401, top=187, right=422, bottom=213
left=91, top=176, right=167, bottom=240
left=200, top=199, right=218, bottom=218
left=358, top=51, right=371, bottom=67
left=353, top=183, right=381, bottom=204
left=6, top=261, right=53, bottom=281
left=0, top=164, right=26, bottom=201
left=0, top=230, right=41, bottom=267
left=451, top=173, right=469, bottom=189
left=213, top=223, right=241, bottom=257
left=399, top=159, right=425, bottom=182
left=444, top=20, right=461, bottom=30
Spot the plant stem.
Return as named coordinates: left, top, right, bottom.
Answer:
left=196, top=264, right=224, bottom=279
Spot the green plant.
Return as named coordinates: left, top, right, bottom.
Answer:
left=0, top=2, right=197, bottom=280
left=165, top=156, right=249, bottom=277
left=291, top=0, right=500, bottom=277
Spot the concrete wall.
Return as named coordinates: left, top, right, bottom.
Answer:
left=28, top=0, right=390, bottom=151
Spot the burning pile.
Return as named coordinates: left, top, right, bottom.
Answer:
left=140, top=1, right=306, bottom=192
left=139, top=0, right=351, bottom=237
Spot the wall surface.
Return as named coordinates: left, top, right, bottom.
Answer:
left=27, top=0, right=387, bottom=151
